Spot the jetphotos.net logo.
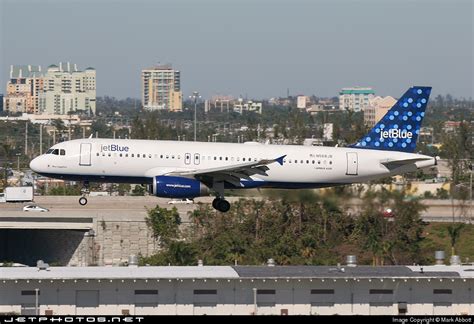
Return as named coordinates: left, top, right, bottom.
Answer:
left=100, top=144, right=130, bottom=152
left=379, top=129, right=413, bottom=141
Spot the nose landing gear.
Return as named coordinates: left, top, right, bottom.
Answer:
left=79, top=181, right=90, bottom=206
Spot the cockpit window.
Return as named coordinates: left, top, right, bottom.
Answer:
left=46, top=149, right=54, bottom=154
left=60, top=149, right=65, bottom=156
left=52, top=149, right=59, bottom=155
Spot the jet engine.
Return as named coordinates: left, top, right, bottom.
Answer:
left=150, top=176, right=209, bottom=198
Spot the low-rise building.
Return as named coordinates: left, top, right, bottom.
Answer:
left=0, top=264, right=472, bottom=315
left=233, top=100, right=262, bottom=114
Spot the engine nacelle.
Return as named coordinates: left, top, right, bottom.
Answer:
left=151, top=176, right=209, bottom=198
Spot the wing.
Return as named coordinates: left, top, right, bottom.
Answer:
left=166, top=155, right=286, bottom=187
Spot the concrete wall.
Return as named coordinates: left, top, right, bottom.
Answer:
left=0, top=278, right=472, bottom=315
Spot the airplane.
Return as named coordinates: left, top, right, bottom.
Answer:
left=30, top=86, right=437, bottom=212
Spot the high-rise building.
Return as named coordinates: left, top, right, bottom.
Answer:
left=339, top=87, right=375, bottom=112
left=142, top=64, right=182, bottom=111
left=363, top=96, right=397, bottom=127
left=40, top=62, right=96, bottom=115
left=4, top=65, right=44, bottom=114
left=297, top=95, right=309, bottom=109
left=4, top=63, right=96, bottom=115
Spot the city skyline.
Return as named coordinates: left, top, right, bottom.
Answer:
left=1, top=0, right=472, bottom=100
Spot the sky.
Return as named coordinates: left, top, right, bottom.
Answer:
left=1, top=0, right=473, bottom=99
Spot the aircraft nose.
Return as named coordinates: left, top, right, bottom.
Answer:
left=29, top=156, right=42, bottom=173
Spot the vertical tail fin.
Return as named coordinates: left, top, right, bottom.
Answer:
left=350, top=86, right=431, bottom=153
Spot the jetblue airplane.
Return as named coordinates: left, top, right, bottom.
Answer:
left=30, top=86, right=436, bottom=212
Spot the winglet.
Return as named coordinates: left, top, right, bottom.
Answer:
left=275, top=155, right=286, bottom=166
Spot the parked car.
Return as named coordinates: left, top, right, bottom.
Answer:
left=167, top=198, right=194, bottom=205
left=23, top=205, right=49, bottom=212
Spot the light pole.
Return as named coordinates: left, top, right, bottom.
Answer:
left=189, top=91, right=201, bottom=142
left=16, top=153, right=21, bottom=171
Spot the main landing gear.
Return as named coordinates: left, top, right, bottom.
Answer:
left=210, top=181, right=230, bottom=213
left=212, top=197, right=231, bottom=213
left=79, top=181, right=90, bottom=206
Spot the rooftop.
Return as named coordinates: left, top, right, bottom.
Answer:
left=1, top=265, right=473, bottom=281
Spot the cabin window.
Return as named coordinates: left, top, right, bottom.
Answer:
left=131, top=154, right=134, bottom=157
left=60, top=149, right=66, bottom=156
left=102, top=153, right=105, bottom=157
left=329, top=161, right=333, bottom=165
left=318, top=161, right=321, bottom=164
left=225, top=157, right=228, bottom=161
left=243, top=158, right=246, bottom=161
left=149, top=154, right=152, bottom=158
left=171, top=155, right=175, bottom=159
left=294, top=160, right=298, bottom=163
left=178, top=155, right=181, bottom=159
left=306, top=160, right=309, bottom=164
left=96, top=153, right=99, bottom=157
left=219, top=157, right=222, bottom=161
left=143, top=154, right=146, bottom=158
left=312, top=160, right=315, bottom=164
left=125, top=154, right=128, bottom=157
left=119, top=153, right=122, bottom=157
left=166, top=155, right=169, bottom=159
left=214, top=157, right=217, bottom=160
left=108, top=153, right=111, bottom=157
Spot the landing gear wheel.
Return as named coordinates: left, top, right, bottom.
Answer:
left=212, top=198, right=219, bottom=209
left=79, top=196, right=88, bottom=206
left=213, top=198, right=230, bottom=213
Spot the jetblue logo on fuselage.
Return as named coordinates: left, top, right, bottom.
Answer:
left=100, top=144, right=130, bottom=152
left=379, top=129, right=413, bottom=141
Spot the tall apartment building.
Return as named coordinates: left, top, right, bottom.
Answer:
left=4, top=65, right=44, bottom=114
left=339, top=87, right=375, bottom=112
left=4, top=63, right=96, bottom=115
left=142, top=64, right=182, bottom=111
left=363, top=96, right=397, bottom=127
left=40, top=62, right=96, bottom=115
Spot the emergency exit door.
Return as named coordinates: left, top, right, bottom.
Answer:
left=346, top=152, right=358, bottom=175
left=79, top=143, right=92, bottom=166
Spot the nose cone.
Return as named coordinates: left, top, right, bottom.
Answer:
left=29, top=156, right=42, bottom=173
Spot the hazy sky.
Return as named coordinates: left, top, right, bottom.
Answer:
left=1, top=0, right=472, bottom=99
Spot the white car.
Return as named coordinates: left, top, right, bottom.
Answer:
left=23, top=205, right=49, bottom=212
left=167, top=198, right=194, bottom=205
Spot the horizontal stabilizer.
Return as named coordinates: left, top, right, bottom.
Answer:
left=381, top=157, right=432, bottom=170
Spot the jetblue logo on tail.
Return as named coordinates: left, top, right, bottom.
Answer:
left=350, top=86, right=431, bottom=153
left=379, top=129, right=413, bottom=141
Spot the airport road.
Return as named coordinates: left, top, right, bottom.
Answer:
left=0, top=196, right=470, bottom=224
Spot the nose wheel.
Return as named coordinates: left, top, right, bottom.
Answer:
left=79, top=196, right=88, bottom=206
left=212, top=197, right=230, bottom=213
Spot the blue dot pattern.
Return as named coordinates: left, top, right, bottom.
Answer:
left=350, top=86, right=431, bottom=153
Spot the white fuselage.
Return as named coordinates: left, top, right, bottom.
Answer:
left=30, top=138, right=436, bottom=189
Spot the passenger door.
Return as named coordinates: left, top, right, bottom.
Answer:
left=79, top=143, right=92, bottom=166
left=346, top=152, right=358, bottom=175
